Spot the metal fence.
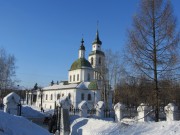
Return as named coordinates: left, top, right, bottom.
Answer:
left=69, top=108, right=115, bottom=119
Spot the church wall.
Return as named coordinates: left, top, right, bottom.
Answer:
left=76, top=89, right=101, bottom=109
left=35, top=88, right=101, bottom=110
left=88, top=54, right=105, bottom=69
left=35, top=89, right=76, bottom=110
left=68, top=68, right=94, bottom=83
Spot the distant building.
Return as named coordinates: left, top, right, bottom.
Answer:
left=26, top=30, right=112, bottom=109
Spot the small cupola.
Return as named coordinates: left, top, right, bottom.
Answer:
left=80, top=38, right=85, bottom=50
left=79, top=38, right=85, bottom=58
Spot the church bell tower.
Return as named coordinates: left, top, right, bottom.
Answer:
left=88, top=30, right=105, bottom=69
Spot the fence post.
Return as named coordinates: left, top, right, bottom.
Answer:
left=95, top=101, right=105, bottom=118
left=137, top=103, right=151, bottom=122
left=164, top=103, right=178, bottom=121
left=3, top=92, right=20, bottom=115
left=56, top=96, right=71, bottom=135
left=114, top=102, right=125, bottom=122
left=78, top=101, right=89, bottom=118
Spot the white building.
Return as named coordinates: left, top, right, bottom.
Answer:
left=26, top=30, right=110, bottom=110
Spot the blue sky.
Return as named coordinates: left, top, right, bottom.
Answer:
left=0, top=0, right=180, bottom=88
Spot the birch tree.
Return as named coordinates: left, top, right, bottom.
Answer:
left=0, top=48, right=16, bottom=98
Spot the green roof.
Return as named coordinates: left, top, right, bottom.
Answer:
left=88, top=81, right=98, bottom=90
left=89, top=50, right=105, bottom=56
left=70, top=58, right=92, bottom=70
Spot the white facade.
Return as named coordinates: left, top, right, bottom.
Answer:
left=29, top=30, right=108, bottom=110
left=35, top=82, right=101, bottom=109
left=68, top=68, right=94, bottom=83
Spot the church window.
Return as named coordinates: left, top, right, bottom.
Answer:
left=73, top=75, right=75, bottom=81
left=77, top=74, right=79, bottom=81
left=88, top=73, right=90, bottom=81
left=68, top=93, right=71, bottom=99
left=81, top=93, right=84, bottom=100
left=46, top=94, right=48, bottom=100
left=99, top=57, right=101, bottom=65
left=88, top=94, right=91, bottom=101
left=91, top=57, right=93, bottom=65
left=70, top=75, right=72, bottom=82
left=50, top=94, right=53, bottom=100
left=57, top=94, right=60, bottom=100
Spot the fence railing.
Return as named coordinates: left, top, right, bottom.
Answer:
left=69, top=108, right=115, bottom=119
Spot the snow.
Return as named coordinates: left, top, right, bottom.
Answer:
left=1, top=104, right=180, bottom=135
left=0, top=111, right=51, bottom=135
left=78, top=101, right=89, bottom=110
left=43, top=82, right=78, bottom=90
left=137, top=103, right=150, bottom=111
left=95, top=101, right=105, bottom=109
left=43, top=81, right=90, bottom=90
left=114, top=102, right=125, bottom=110
left=76, top=82, right=90, bottom=89
left=21, top=105, right=45, bottom=118
left=70, top=116, right=180, bottom=135
left=3, top=92, right=20, bottom=104
left=164, top=103, right=178, bottom=111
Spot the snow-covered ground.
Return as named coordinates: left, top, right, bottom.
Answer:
left=1, top=105, right=180, bottom=135
left=0, top=110, right=51, bottom=135
left=21, top=105, right=46, bottom=118
left=70, top=116, right=180, bottom=135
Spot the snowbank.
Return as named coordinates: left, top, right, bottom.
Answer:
left=70, top=116, right=180, bottom=135
left=0, top=111, right=51, bottom=135
left=22, top=106, right=45, bottom=118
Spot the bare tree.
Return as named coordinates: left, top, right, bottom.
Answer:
left=126, top=0, right=180, bottom=121
left=0, top=48, right=16, bottom=100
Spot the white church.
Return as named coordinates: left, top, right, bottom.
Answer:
left=26, top=30, right=112, bottom=110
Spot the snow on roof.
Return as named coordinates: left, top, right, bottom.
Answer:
left=76, top=82, right=90, bottom=89
left=3, top=92, right=20, bottom=104
left=114, top=102, right=125, bottom=110
left=43, top=82, right=78, bottom=90
left=43, top=81, right=91, bottom=90
left=95, top=101, right=105, bottom=109
left=78, top=101, right=89, bottom=110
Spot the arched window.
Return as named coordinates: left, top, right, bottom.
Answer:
left=77, top=74, right=79, bottom=81
left=88, top=73, right=90, bottom=81
left=57, top=94, right=60, bottom=100
left=68, top=93, right=71, bottom=99
left=70, top=75, right=72, bottom=82
left=99, top=57, right=101, bottom=65
left=91, top=57, right=93, bottom=65
left=62, top=93, right=64, bottom=97
left=88, top=94, right=91, bottom=101
left=46, top=94, right=48, bottom=100
left=50, top=94, right=53, bottom=100
left=73, top=75, right=75, bottom=81
left=81, top=93, right=84, bottom=100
